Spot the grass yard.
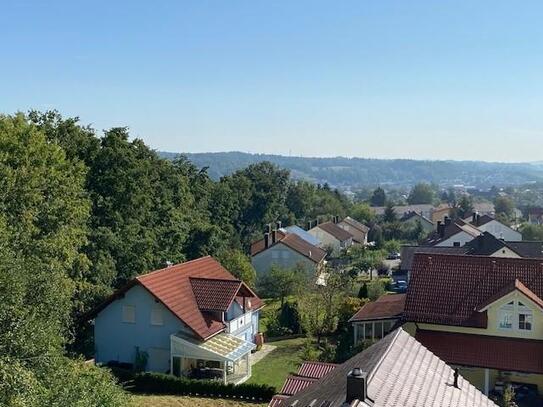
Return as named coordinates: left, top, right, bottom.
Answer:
left=131, top=395, right=266, bottom=407
left=246, top=337, right=307, bottom=390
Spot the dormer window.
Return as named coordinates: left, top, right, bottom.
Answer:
left=498, top=300, right=533, bottom=331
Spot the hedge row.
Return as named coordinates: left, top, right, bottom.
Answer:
left=133, top=372, right=276, bottom=401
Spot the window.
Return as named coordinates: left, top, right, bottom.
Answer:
left=151, top=304, right=163, bottom=326
left=122, top=305, right=136, bottom=323
left=498, top=300, right=533, bottom=331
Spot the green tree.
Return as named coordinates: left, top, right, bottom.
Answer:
left=520, top=224, right=543, bottom=240
left=367, top=280, right=386, bottom=301
left=218, top=250, right=257, bottom=287
left=0, top=114, right=126, bottom=406
left=257, top=264, right=308, bottom=306
left=383, top=202, right=397, bottom=223
left=494, top=196, right=515, bottom=218
left=351, top=202, right=374, bottom=224
left=407, top=183, right=436, bottom=205
left=370, top=187, right=386, bottom=207
left=457, top=195, right=474, bottom=219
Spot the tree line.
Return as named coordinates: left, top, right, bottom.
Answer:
left=0, top=111, right=355, bottom=406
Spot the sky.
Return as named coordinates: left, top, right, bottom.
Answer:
left=2, top=1, right=543, bottom=162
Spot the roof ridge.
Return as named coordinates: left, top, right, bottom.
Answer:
left=189, top=276, right=241, bottom=283
left=136, top=256, right=213, bottom=280
left=366, top=328, right=403, bottom=384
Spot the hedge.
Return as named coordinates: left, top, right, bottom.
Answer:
left=132, top=372, right=276, bottom=401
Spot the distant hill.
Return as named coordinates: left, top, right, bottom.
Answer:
left=159, top=151, right=543, bottom=189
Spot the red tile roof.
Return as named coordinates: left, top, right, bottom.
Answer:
left=251, top=232, right=326, bottom=264
left=297, top=361, right=338, bottom=379
left=189, top=278, right=242, bottom=311
left=88, top=256, right=263, bottom=340
left=280, top=375, right=317, bottom=396
left=317, top=221, right=353, bottom=242
left=268, top=395, right=289, bottom=407
left=340, top=216, right=370, bottom=233
left=476, top=278, right=543, bottom=311
left=250, top=230, right=287, bottom=255
left=349, top=294, right=406, bottom=322
left=416, top=330, right=543, bottom=374
left=404, top=253, right=543, bottom=328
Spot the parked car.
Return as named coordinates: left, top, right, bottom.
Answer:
left=392, top=280, right=407, bottom=293
left=387, top=252, right=401, bottom=260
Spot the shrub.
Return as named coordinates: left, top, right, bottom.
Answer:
left=279, top=301, right=303, bottom=334
left=266, top=313, right=292, bottom=337
left=300, top=341, right=321, bottom=362
left=132, top=372, right=275, bottom=401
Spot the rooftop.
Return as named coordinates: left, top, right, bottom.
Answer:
left=279, top=328, right=496, bottom=407
left=404, top=253, right=543, bottom=328
left=251, top=231, right=326, bottom=263
left=349, top=294, right=406, bottom=322
left=316, top=221, right=354, bottom=242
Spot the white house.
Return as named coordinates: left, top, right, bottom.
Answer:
left=308, top=221, right=354, bottom=256
left=465, top=213, right=522, bottom=241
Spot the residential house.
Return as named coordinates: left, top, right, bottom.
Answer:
left=371, top=204, right=434, bottom=219
left=273, top=328, right=497, bottom=407
left=88, top=256, right=263, bottom=384
left=465, top=213, right=522, bottom=241
left=400, top=232, right=543, bottom=279
left=349, top=294, right=406, bottom=344
left=251, top=230, right=327, bottom=278
left=308, top=220, right=354, bottom=256
left=399, top=211, right=434, bottom=233
left=338, top=216, right=369, bottom=245
left=403, top=253, right=543, bottom=398
left=421, top=217, right=481, bottom=247
left=473, top=202, right=496, bottom=217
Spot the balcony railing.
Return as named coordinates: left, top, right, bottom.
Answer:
left=226, top=311, right=252, bottom=334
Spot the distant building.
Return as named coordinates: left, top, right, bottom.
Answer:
left=464, top=213, right=522, bottom=241
left=273, top=328, right=497, bottom=407
left=399, top=211, right=434, bottom=233
left=250, top=229, right=326, bottom=278
left=371, top=204, right=434, bottom=219
left=528, top=208, right=543, bottom=225
left=308, top=220, right=354, bottom=256
left=421, top=217, right=481, bottom=247
left=337, top=216, right=369, bottom=245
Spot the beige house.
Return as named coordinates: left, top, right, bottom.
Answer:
left=337, top=216, right=369, bottom=245
left=308, top=221, right=353, bottom=256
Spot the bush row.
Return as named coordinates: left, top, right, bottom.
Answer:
left=133, top=372, right=276, bottom=401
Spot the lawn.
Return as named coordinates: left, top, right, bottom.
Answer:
left=247, top=337, right=307, bottom=390
left=131, top=395, right=266, bottom=407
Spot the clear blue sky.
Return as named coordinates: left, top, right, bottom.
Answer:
left=2, top=1, right=543, bottom=162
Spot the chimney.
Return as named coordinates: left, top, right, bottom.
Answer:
left=476, top=214, right=481, bottom=226
left=267, top=223, right=272, bottom=234
left=346, top=368, right=368, bottom=404
left=307, top=220, right=312, bottom=230
left=437, top=221, right=445, bottom=238
left=472, top=212, right=477, bottom=224
left=444, top=216, right=451, bottom=226
left=264, top=233, right=270, bottom=248
left=272, top=230, right=277, bottom=244
left=453, top=368, right=459, bottom=389
left=276, top=221, right=282, bottom=230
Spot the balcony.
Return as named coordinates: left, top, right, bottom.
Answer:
left=226, top=311, right=252, bottom=334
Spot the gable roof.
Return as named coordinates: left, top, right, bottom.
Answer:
left=404, top=254, right=543, bottom=328
left=400, top=211, right=433, bottom=225
left=297, top=361, right=338, bottom=379
left=87, top=256, right=263, bottom=340
left=476, top=278, right=543, bottom=311
left=283, top=225, right=321, bottom=246
left=349, top=294, right=406, bottom=322
left=251, top=232, right=326, bottom=264
left=316, top=221, right=353, bottom=242
left=464, top=232, right=513, bottom=256
left=340, top=216, right=370, bottom=233
left=280, top=328, right=496, bottom=407
left=507, top=241, right=543, bottom=258
left=421, top=219, right=480, bottom=246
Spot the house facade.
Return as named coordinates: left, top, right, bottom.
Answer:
left=250, top=230, right=326, bottom=278
left=422, top=217, right=481, bottom=247
left=466, top=213, right=522, bottom=241
left=337, top=216, right=369, bottom=245
left=308, top=221, right=353, bottom=256
left=403, top=253, right=543, bottom=400
left=399, top=211, right=434, bottom=233
left=89, top=256, right=263, bottom=384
